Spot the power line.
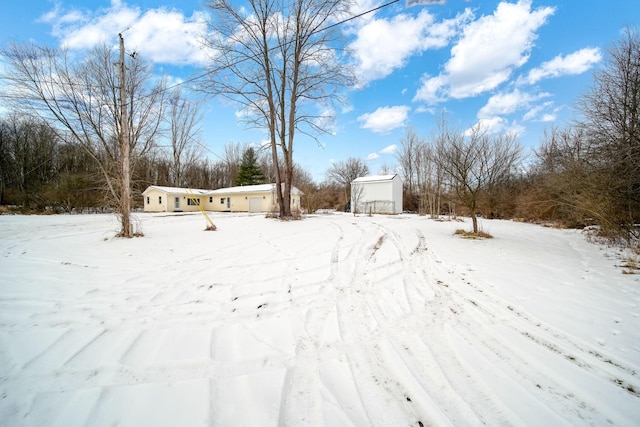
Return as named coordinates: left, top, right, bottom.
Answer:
left=0, top=0, right=400, bottom=104
left=321, top=0, right=400, bottom=32
left=163, top=0, right=400, bottom=95
left=0, top=0, right=400, bottom=165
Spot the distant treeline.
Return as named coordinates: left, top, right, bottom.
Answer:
left=1, top=29, right=638, bottom=248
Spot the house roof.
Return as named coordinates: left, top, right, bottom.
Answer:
left=352, top=174, right=399, bottom=183
left=142, top=186, right=210, bottom=196
left=142, top=183, right=303, bottom=196
left=210, top=183, right=303, bottom=195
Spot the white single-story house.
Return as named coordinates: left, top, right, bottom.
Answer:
left=142, top=184, right=303, bottom=213
left=351, top=174, right=403, bottom=214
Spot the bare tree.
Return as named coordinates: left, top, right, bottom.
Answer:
left=578, top=26, right=640, bottom=241
left=350, top=178, right=365, bottom=215
left=395, top=127, right=421, bottom=209
left=0, top=115, right=58, bottom=207
left=482, top=132, right=522, bottom=216
left=395, top=126, right=446, bottom=217
left=325, top=157, right=369, bottom=206
left=223, top=141, right=246, bottom=187
left=201, top=0, right=354, bottom=217
left=167, top=88, right=203, bottom=187
left=416, top=140, right=444, bottom=218
left=290, top=165, right=317, bottom=213
left=436, top=121, right=522, bottom=234
left=529, top=126, right=596, bottom=225
left=378, top=164, right=395, bottom=175
left=1, top=42, right=166, bottom=236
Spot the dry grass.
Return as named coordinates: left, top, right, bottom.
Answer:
left=454, top=229, right=493, bottom=239
left=620, top=254, right=640, bottom=274
left=0, top=205, right=55, bottom=215
left=266, top=208, right=303, bottom=221
left=205, top=224, right=217, bottom=231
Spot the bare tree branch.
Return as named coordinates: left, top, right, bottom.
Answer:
left=201, top=0, right=354, bottom=217
left=1, top=42, right=167, bottom=236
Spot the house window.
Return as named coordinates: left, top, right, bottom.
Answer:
left=159, top=196, right=162, bottom=204
left=146, top=197, right=150, bottom=204
left=220, top=198, right=225, bottom=204
left=188, top=198, right=200, bottom=206
left=209, top=197, right=213, bottom=203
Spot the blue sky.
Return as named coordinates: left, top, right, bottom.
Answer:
left=1, top=0, right=637, bottom=182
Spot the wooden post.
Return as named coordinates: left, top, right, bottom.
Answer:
left=118, top=33, right=131, bottom=237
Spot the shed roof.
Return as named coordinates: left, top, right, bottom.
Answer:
left=352, top=174, right=398, bottom=183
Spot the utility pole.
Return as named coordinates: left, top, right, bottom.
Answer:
left=118, top=33, right=132, bottom=237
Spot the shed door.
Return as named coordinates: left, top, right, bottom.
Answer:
left=174, top=197, right=181, bottom=211
left=248, top=197, right=262, bottom=213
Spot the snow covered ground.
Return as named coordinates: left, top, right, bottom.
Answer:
left=0, top=211, right=639, bottom=426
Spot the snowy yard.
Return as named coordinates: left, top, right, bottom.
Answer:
left=0, top=212, right=639, bottom=426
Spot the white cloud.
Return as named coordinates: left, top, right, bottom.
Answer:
left=522, top=104, right=542, bottom=121
left=380, top=144, right=397, bottom=154
left=314, top=106, right=338, bottom=136
left=474, top=88, right=555, bottom=135
left=349, top=9, right=471, bottom=85
left=40, top=1, right=209, bottom=65
left=523, top=47, right=601, bottom=84
left=414, top=0, right=554, bottom=104
left=127, top=10, right=209, bottom=64
left=406, top=0, right=445, bottom=7
left=414, top=105, right=434, bottom=114
left=341, top=0, right=382, bottom=28
left=414, top=74, right=447, bottom=105
left=473, top=88, right=553, bottom=135
left=478, top=88, right=549, bottom=119
left=523, top=102, right=558, bottom=122
left=467, top=117, right=525, bottom=136
left=364, top=144, right=397, bottom=163
left=357, top=105, right=410, bottom=134
left=471, top=116, right=506, bottom=134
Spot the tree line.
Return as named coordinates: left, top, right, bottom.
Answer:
left=322, top=28, right=639, bottom=246
left=0, top=6, right=637, bottom=247
left=0, top=122, right=293, bottom=212
left=1, top=0, right=352, bottom=235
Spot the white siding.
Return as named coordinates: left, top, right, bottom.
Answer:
left=142, top=184, right=303, bottom=213
left=351, top=175, right=402, bottom=214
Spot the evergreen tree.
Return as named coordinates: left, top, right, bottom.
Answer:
left=235, top=147, right=265, bottom=186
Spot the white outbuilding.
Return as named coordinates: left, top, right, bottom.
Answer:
left=351, top=174, right=403, bottom=214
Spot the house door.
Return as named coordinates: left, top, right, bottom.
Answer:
left=174, top=197, right=181, bottom=211
left=226, top=197, right=231, bottom=211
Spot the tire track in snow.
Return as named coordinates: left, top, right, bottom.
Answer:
left=277, top=220, right=345, bottom=426
left=4, top=214, right=638, bottom=426
left=324, top=220, right=384, bottom=425
left=414, top=243, right=579, bottom=423
left=443, top=264, right=640, bottom=404
left=417, top=231, right=639, bottom=424
left=374, top=220, right=601, bottom=424
left=365, top=220, right=518, bottom=425
left=328, top=219, right=474, bottom=426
